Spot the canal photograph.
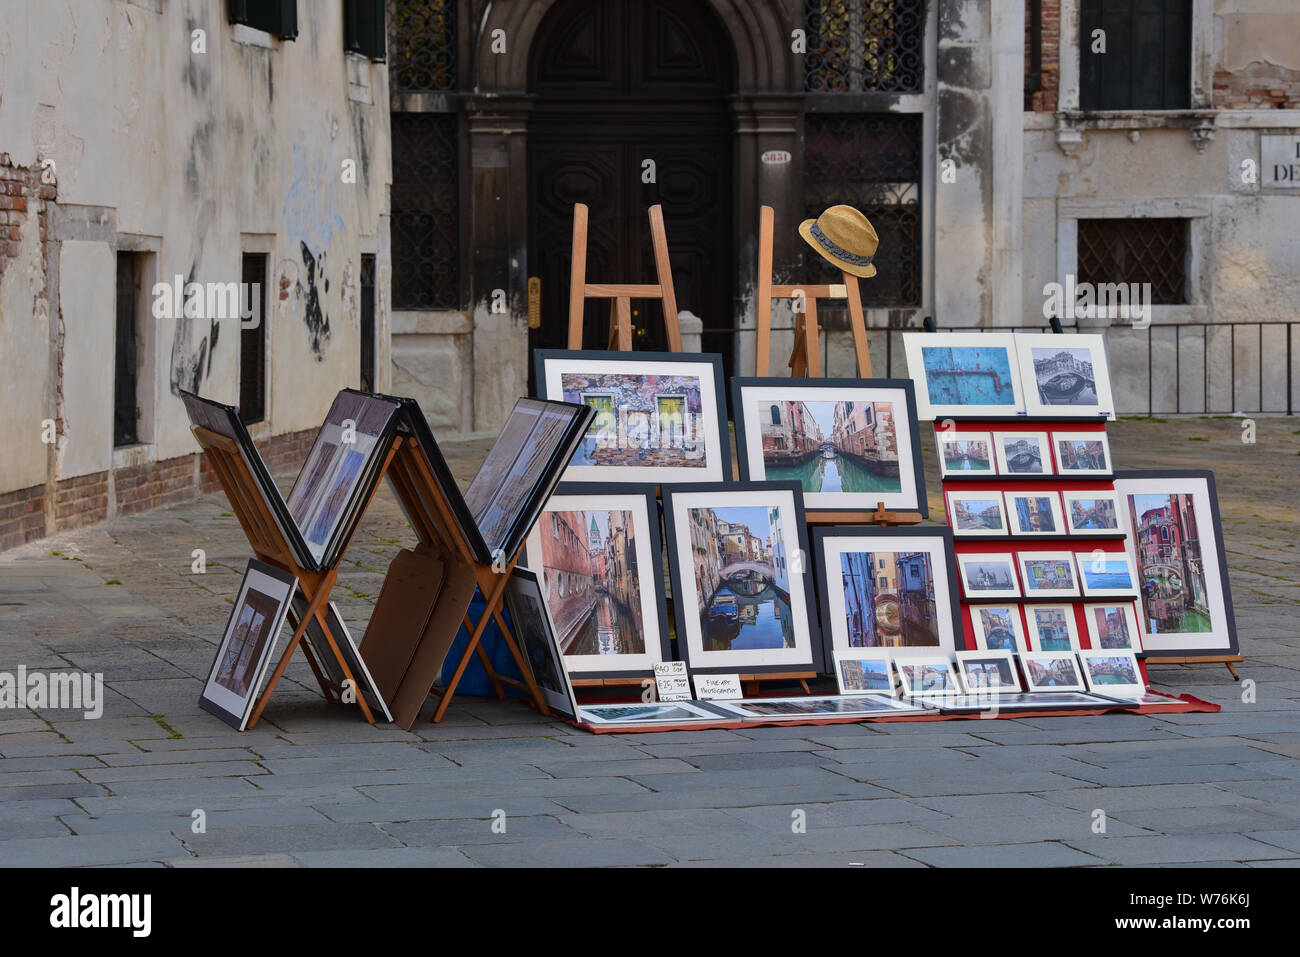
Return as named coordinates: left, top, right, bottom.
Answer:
left=758, top=400, right=901, bottom=494
left=689, top=505, right=794, bottom=652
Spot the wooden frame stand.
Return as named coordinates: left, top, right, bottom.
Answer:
left=1145, top=655, right=1244, bottom=681
left=568, top=202, right=683, bottom=352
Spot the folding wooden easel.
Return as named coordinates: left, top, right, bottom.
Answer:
left=381, top=436, right=553, bottom=722
left=754, top=205, right=872, bottom=379
left=190, top=425, right=381, bottom=728
left=568, top=202, right=683, bottom=353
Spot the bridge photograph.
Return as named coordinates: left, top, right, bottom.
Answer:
left=1029, top=346, right=1099, bottom=406
left=690, top=505, right=794, bottom=653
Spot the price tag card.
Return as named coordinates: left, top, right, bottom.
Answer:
left=653, top=662, right=691, bottom=701
left=693, top=673, right=743, bottom=700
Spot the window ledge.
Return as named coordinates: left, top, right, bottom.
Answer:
left=1055, top=111, right=1217, bottom=154
left=232, top=24, right=275, bottom=49
left=112, top=443, right=157, bottom=470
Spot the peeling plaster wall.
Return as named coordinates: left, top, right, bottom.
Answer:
left=0, top=1, right=390, bottom=499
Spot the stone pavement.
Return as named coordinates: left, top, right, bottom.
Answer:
left=0, top=416, right=1297, bottom=868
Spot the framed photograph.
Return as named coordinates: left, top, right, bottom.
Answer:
left=902, top=332, right=1024, bottom=419
left=1003, top=491, right=1066, bottom=537
left=1078, top=650, right=1145, bottom=697
left=945, top=492, right=1009, bottom=537
left=710, top=695, right=926, bottom=720
left=813, top=526, right=962, bottom=657
left=199, top=560, right=298, bottom=730
left=994, top=432, right=1052, bottom=475
left=1018, top=551, right=1079, bottom=598
left=894, top=656, right=965, bottom=697
left=1021, top=652, right=1086, bottom=693
left=1023, top=603, right=1080, bottom=651
left=533, top=350, right=730, bottom=484
left=1075, top=550, right=1140, bottom=597
left=936, top=430, right=997, bottom=478
left=523, top=485, right=670, bottom=679
left=1083, top=602, right=1141, bottom=651
left=1062, top=491, right=1122, bottom=535
left=956, top=552, right=1021, bottom=599
left=1114, top=471, right=1239, bottom=657
left=954, top=650, right=1022, bottom=693
left=578, top=701, right=724, bottom=726
left=968, top=604, right=1027, bottom=652
left=1016, top=333, right=1115, bottom=419
left=501, top=567, right=579, bottom=721
left=731, top=378, right=927, bottom=515
left=832, top=651, right=897, bottom=695
left=288, top=598, right=392, bottom=722
left=979, top=691, right=1124, bottom=710
left=1053, top=431, right=1112, bottom=476
left=662, top=482, right=821, bottom=674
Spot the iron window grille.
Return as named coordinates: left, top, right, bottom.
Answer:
left=1077, top=218, right=1188, bottom=305
left=391, top=113, right=460, bottom=309
left=804, top=0, right=926, bottom=94
left=804, top=113, right=923, bottom=307
left=240, top=253, right=268, bottom=424
left=387, top=0, right=457, bottom=93
left=345, top=0, right=387, bottom=60
left=1080, top=0, right=1191, bottom=110
left=227, top=0, right=298, bottom=40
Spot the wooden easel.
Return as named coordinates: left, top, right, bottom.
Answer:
left=568, top=202, right=683, bottom=353
left=191, top=425, right=380, bottom=728
left=754, top=205, right=872, bottom=379
left=381, top=436, right=554, bottom=722
left=1145, top=655, right=1244, bottom=681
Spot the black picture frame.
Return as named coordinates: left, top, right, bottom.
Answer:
left=810, top=524, right=964, bottom=663
left=524, top=482, right=673, bottom=680
left=501, top=566, right=580, bottom=721
left=730, top=376, right=928, bottom=517
left=1113, top=469, right=1240, bottom=659
left=532, top=349, right=733, bottom=485
left=661, top=481, right=823, bottom=675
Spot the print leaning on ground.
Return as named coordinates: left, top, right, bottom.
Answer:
left=563, top=371, right=706, bottom=468
left=839, top=550, right=939, bottom=648
left=1126, top=492, right=1212, bottom=633
left=758, top=399, right=901, bottom=494
left=690, top=505, right=793, bottom=652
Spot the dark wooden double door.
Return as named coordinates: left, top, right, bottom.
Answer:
left=527, top=0, right=734, bottom=372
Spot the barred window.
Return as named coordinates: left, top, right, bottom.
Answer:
left=804, top=114, right=923, bottom=307
left=391, top=114, right=460, bottom=309
left=804, top=0, right=926, bottom=94
left=1077, top=218, right=1187, bottom=305
left=387, top=0, right=456, bottom=93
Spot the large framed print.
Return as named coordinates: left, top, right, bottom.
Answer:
left=1015, top=333, right=1115, bottom=419
left=534, top=350, right=730, bottom=484
left=501, top=567, right=580, bottom=721
left=731, top=378, right=927, bottom=515
left=902, top=333, right=1025, bottom=419
left=945, top=491, right=1009, bottom=537
left=199, top=560, right=298, bottom=730
left=523, top=485, right=671, bottom=679
left=662, top=482, right=821, bottom=675
left=1113, top=470, right=1239, bottom=657
left=813, top=526, right=962, bottom=659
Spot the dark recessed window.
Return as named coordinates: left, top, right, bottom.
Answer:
left=1078, top=218, right=1188, bottom=305
left=345, top=0, right=386, bottom=60
left=114, top=253, right=141, bottom=448
left=391, top=113, right=460, bottom=309
left=227, top=0, right=298, bottom=40
left=240, top=253, right=268, bottom=424
left=1080, top=0, right=1191, bottom=110
left=359, top=254, right=377, bottom=392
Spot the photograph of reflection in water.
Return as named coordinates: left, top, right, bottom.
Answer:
left=839, top=551, right=939, bottom=648
left=689, top=505, right=793, bottom=652
left=757, top=400, right=900, bottom=495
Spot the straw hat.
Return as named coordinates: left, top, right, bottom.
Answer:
left=798, top=204, right=879, bottom=278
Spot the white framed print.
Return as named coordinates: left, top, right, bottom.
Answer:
left=994, top=432, right=1052, bottom=475
left=577, top=700, right=722, bottom=727
left=1016, top=333, right=1115, bottom=419
left=730, top=378, right=928, bottom=516
left=1053, top=431, right=1112, bottom=475
left=1113, top=471, right=1239, bottom=658
left=1003, top=490, right=1066, bottom=537
left=1021, top=652, right=1087, bottom=692
left=1079, top=650, right=1145, bottom=697
left=1023, top=603, right=1081, bottom=652
left=1083, top=602, right=1141, bottom=651
left=968, top=604, right=1027, bottom=653
left=894, top=655, right=965, bottom=697
left=533, top=350, right=731, bottom=484
left=832, top=651, right=897, bottom=695
left=1018, top=551, right=1079, bottom=598
left=955, top=650, right=1023, bottom=694
left=662, top=482, right=821, bottom=675
left=902, top=332, right=1025, bottom=420
left=812, top=526, right=962, bottom=658
left=1062, top=490, right=1122, bottom=535
left=945, top=491, right=1010, bottom=537
left=957, top=552, right=1021, bottom=599
left=1075, top=549, right=1140, bottom=597
left=936, top=430, right=997, bottom=478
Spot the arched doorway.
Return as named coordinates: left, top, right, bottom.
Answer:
left=527, top=0, right=735, bottom=373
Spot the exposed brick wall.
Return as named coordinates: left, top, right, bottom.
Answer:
left=53, top=471, right=109, bottom=532
left=1025, top=0, right=1061, bottom=112
left=1214, top=66, right=1300, bottom=110
left=116, top=455, right=200, bottom=518
left=0, top=484, right=46, bottom=552
left=0, top=154, right=55, bottom=284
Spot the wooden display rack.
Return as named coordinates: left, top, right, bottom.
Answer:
left=191, top=425, right=383, bottom=729
left=568, top=202, right=683, bottom=353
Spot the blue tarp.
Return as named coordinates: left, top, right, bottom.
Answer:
left=438, top=588, right=529, bottom=698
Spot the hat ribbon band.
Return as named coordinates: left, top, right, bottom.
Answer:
left=810, top=222, right=874, bottom=267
